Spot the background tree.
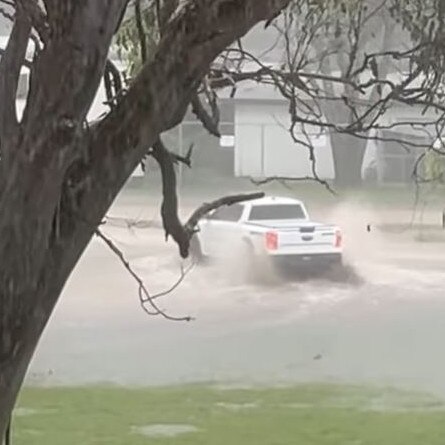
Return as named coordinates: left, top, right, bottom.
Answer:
left=273, top=0, right=445, bottom=187
left=121, top=0, right=445, bottom=187
left=242, top=0, right=445, bottom=187
left=0, top=0, right=290, bottom=436
left=305, top=0, right=396, bottom=186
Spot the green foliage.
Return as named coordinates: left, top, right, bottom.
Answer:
left=389, top=0, right=441, bottom=41
left=423, top=148, right=445, bottom=184
left=283, top=0, right=390, bottom=85
left=289, top=0, right=364, bottom=30
left=296, top=0, right=361, bottom=13
left=115, top=3, right=159, bottom=78
left=389, top=0, right=445, bottom=82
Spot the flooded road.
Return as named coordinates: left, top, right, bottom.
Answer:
left=28, top=197, right=445, bottom=398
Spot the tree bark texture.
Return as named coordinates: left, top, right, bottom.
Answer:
left=329, top=132, right=368, bottom=188
left=322, top=97, right=369, bottom=188
left=312, top=6, right=394, bottom=188
left=0, top=0, right=290, bottom=435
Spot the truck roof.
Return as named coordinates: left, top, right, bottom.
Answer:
left=246, top=196, right=304, bottom=206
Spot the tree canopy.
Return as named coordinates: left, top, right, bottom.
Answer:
left=115, top=0, right=445, bottom=186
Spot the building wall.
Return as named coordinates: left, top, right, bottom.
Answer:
left=233, top=99, right=444, bottom=184
left=143, top=100, right=236, bottom=185
left=234, top=100, right=377, bottom=180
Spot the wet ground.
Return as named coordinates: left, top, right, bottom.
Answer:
left=27, top=193, right=445, bottom=398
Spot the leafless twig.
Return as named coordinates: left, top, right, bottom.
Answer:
left=191, top=93, right=221, bottom=138
left=151, top=261, right=196, bottom=301
left=103, top=59, right=125, bottom=108
left=250, top=176, right=336, bottom=195
left=95, top=227, right=193, bottom=322
left=134, top=0, right=148, bottom=62
left=0, top=4, right=13, bottom=21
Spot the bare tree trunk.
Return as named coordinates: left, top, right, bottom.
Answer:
left=0, top=319, right=44, bottom=435
left=319, top=93, right=367, bottom=187
left=0, top=0, right=291, bottom=437
left=320, top=94, right=368, bottom=188
left=330, top=132, right=368, bottom=188
left=313, top=3, right=394, bottom=189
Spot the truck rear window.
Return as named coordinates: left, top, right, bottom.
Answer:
left=248, top=204, right=306, bottom=220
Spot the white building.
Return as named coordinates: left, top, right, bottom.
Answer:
left=1, top=20, right=435, bottom=185
left=230, top=84, right=434, bottom=184
left=172, top=78, right=434, bottom=185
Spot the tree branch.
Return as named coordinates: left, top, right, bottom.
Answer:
left=95, top=227, right=193, bottom=321
left=151, top=136, right=264, bottom=259
left=97, top=192, right=262, bottom=321
left=150, top=137, right=186, bottom=253
left=250, top=176, right=335, bottom=194
left=191, top=93, right=221, bottom=137
left=0, top=7, right=31, bottom=149
left=64, top=0, right=291, bottom=258
left=158, top=0, right=179, bottom=33
left=184, top=192, right=265, bottom=234
left=134, top=0, right=148, bottom=62
left=103, top=59, right=124, bottom=108
left=0, top=3, right=13, bottom=22
left=15, top=0, right=49, bottom=44
left=0, top=47, right=32, bottom=68
left=171, top=142, right=193, bottom=167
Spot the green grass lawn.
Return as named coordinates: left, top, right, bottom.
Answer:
left=12, top=384, right=445, bottom=444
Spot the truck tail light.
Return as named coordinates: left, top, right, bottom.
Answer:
left=265, top=231, right=278, bottom=251
left=334, top=230, right=342, bottom=248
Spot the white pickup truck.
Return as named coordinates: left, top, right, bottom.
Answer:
left=191, top=196, right=342, bottom=273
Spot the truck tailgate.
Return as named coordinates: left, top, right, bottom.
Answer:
left=247, top=222, right=340, bottom=255
left=277, top=225, right=338, bottom=254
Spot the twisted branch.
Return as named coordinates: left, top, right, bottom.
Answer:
left=95, top=227, right=193, bottom=322
left=150, top=137, right=265, bottom=258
